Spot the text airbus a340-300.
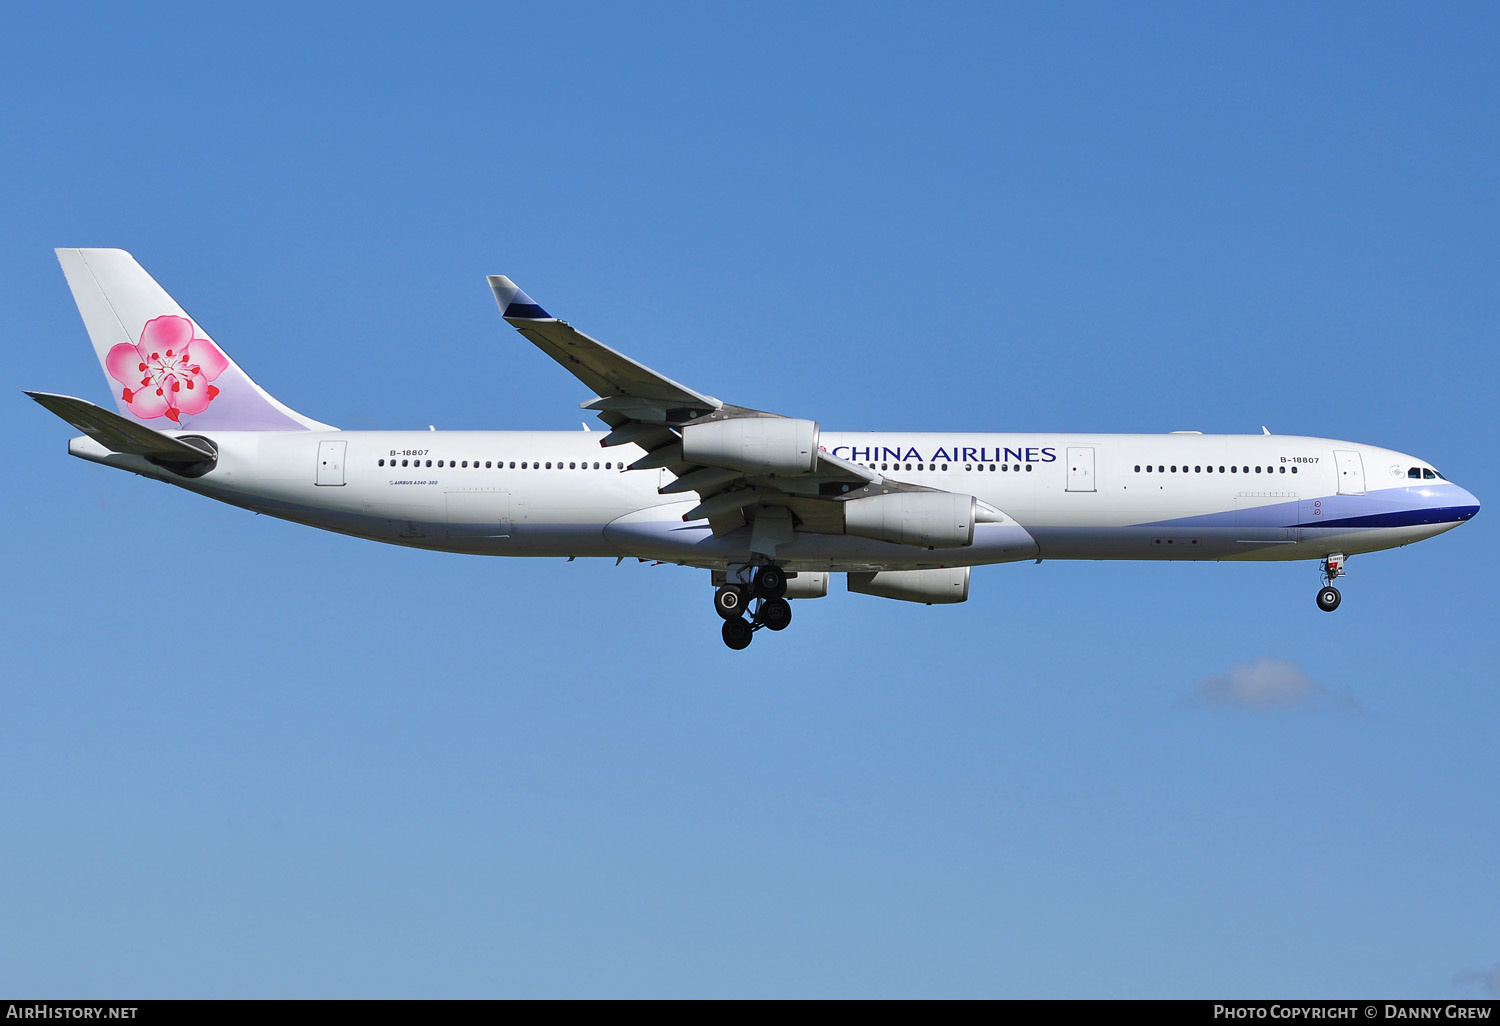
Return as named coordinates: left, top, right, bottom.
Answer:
left=31, top=250, right=1480, bottom=649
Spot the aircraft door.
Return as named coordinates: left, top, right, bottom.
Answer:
left=315, top=440, right=346, bottom=486
left=1334, top=450, right=1366, bottom=496
left=1065, top=446, right=1096, bottom=492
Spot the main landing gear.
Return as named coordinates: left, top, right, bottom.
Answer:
left=715, top=564, right=792, bottom=650
left=1316, top=553, right=1346, bottom=612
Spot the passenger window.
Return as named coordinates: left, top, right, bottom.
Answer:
left=401, top=459, right=408, bottom=467
left=1230, top=466, right=1237, bottom=473
left=1195, top=466, right=1201, bottom=473
left=378, top=459, right=385, bottom=467
left=1279, top=466, right=1286, bottom=473
left=593, top=462, right=600, bottom=469
left=570, top=462, right=576, bottom=469
left=545, top=462, right=551, bottom=469
left=1025, top=464, right=1032, bottom=472
left=1146, top=465, right=1153, bottom=473
left=1134, top=465, right=1140, bottom=473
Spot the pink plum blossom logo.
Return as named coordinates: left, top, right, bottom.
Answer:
left=106, top=316, right=230, bottom=423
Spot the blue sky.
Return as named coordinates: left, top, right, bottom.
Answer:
left=2, top=2, right=1496, bottom=998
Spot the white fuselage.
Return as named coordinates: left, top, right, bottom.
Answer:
left=69, top=428, right=1479, bottom=573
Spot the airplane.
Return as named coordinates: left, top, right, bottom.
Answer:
left=30, top=249, right=1481, bottom=650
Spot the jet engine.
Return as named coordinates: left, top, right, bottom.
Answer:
left=784, top=572, right=829, bottom=598
left=843, top=491, right=976, bottom=549
left=847, top=567, right=970, bottom=604
left=681, top=417, right=819, bottom=475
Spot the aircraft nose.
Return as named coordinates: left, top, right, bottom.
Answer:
left=1451, top=485, right=1481, bottom=522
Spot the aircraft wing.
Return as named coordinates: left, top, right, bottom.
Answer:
left=489, top=277, right=970, bottom=546
left=489, top=276, right=721, bottom=411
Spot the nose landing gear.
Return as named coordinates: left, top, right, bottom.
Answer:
left=1316, top=554, right=1346, bottom=612
left=715, top=564, right=794, bottom=649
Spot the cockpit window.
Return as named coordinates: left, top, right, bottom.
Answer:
left=1408, top=467, right=1421, bottom=478
left=1423, top=469, right=1437, bottom=480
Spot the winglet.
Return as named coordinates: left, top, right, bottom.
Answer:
left=488, top=276, right=551, bottom=320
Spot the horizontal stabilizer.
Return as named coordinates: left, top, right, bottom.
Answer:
left=26, top=391, right=216, bottom=460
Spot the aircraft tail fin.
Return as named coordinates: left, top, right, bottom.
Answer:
left=55, top=248, right=334, bottom=431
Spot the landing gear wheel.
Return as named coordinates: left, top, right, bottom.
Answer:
left=753, top=565, right=787, bottom=599
left=1316, top=586, right=1342, bottom=612
left=722, top=617, right=753, bottom=650
left=714, top=585, right=747, bottom=620
left=758, top=597, right=792, bottom=631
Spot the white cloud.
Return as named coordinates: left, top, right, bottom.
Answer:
left=1455, top=964, right=1500, bottom=997
left=1189, top=658, right=1363, bottom=714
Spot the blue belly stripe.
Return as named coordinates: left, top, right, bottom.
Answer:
left=1303, top=505, right=1479, bottom=530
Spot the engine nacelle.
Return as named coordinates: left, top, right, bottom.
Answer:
left=681, top=417, right=819, bottom=475
left=847, top=567, right=970, bottom=604
left=843, top=491, right=976, bottom=549
left=784, top=572, right=828, bottom=599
